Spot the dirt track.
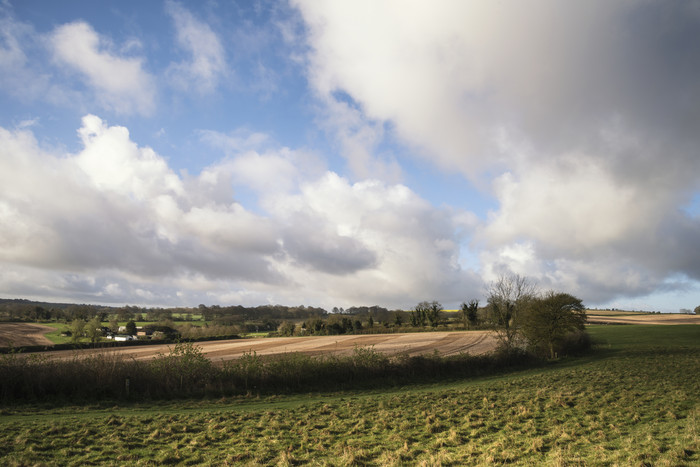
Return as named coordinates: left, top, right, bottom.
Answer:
left=0, top=323, right=54, bottom=347
left=36, top=331, right=497, bottom=362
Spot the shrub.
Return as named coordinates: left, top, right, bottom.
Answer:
left=557, top=330, right=592, bottom=356
left=149, top=342, right=214, bottom=395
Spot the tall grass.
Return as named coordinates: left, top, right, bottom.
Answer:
left=0, top=342, right=539, bottom=402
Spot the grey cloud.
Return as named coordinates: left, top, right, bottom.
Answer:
left=296, top=0, right=700, bottom=304
left=282, top=222, right=378, bottom=275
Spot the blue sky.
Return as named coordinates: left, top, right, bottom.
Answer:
left=1, top=0, right=699, bottom=312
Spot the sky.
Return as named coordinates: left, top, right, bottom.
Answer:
left=1, top=0, right=699, bottom=312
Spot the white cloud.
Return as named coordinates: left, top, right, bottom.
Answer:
left=165, top=1, right=226, bottom=94
left=50, top=21, right=155, bottom=115
left=75, top=115, right=183, bottom=200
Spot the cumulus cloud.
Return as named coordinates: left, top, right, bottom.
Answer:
left=0, top=116, right=478, bottom=308
left=165, top=0, right=226, bottom=94
left=294, top=0, right=700, bottom=304
left=0, top=116, right=279, bottom=288
left=50, top=21, right=155, bottom=115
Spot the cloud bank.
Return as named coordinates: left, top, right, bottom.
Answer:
left=295, top=0, right=700, bottom=306
left=0, top=116, right=476, bottom=308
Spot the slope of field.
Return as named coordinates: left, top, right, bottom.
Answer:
left=1, top=325, right=697, bottom=466
left=0, top=323, right=54, bottom=347
left=37, top=331, right=497, bottom=362
left=586, top=311, right=700, bottom=325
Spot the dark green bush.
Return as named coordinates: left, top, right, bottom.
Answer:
left=557, top=330, right=592, bottom=356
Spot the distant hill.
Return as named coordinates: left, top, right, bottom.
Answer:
left=0, top=298, right=116, bottom=310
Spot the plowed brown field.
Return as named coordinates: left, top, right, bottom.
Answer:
left=35, top=331, right=497, bottom=362
left=0, top=323, right=54, bottom=347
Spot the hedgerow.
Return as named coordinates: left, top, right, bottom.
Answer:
left=0, top=342, right=541, bottom=402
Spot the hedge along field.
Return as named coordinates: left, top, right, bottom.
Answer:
left=0, top=325, right=698, bottom=466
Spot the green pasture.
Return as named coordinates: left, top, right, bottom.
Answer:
left=0, top=325, right=698, bottom=466
left=242, top=331, right=271, bottom=337
left=34, top=322, right=72, bottom=345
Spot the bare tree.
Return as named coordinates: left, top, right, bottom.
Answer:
left=486, top=274, right=538, bottom=349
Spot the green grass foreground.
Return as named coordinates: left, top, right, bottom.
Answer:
left=0, top=325, right=698, bottom=465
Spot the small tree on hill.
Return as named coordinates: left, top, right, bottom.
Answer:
left=70, top=318, right=86, bottom=343
left=427, top=301, right=443, bottom=327
left=108, top=317, right=119, bottom=333
left=460, top=299, right=479, bottom=329
left=85, top=316, right=102, bottom=343
left=278, top=321, right=295, bottom=336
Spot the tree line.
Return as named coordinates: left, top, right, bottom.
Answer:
left=2, top=274, right=591, bottom=358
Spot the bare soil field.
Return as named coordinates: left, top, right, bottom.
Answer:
left=586, top=312, right=700, bottom=325
left=36, top=331, right=497, bottom=362
left=0, top=323, right=54, bottom=347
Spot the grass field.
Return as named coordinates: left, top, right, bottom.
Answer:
left=0, top=325, right=698, bottom=465
left=38, top=322, right=73, bottom=345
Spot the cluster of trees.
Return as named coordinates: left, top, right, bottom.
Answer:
left=482, top=274, right=588, bottom=358
left=410, top=301, right=443, bottom=327
left=197, top=304, right=328, bottom=322
left=403, top=274, right=588, bottom=358
left=66, top=318, right=141, bottom=343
